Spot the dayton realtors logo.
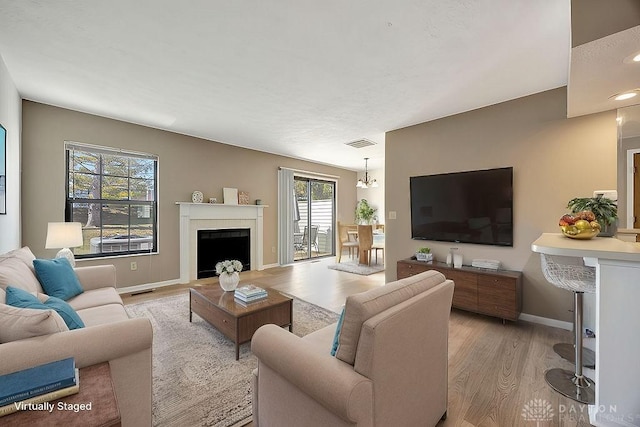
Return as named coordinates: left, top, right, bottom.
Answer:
left=521, top=399, right=554, bottom=425
left=522, top=399, right=620, bottom=424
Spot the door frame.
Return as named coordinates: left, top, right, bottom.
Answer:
left=293, top=175, right=337, bottom=261
left=626, top=149, right=640, bottom=227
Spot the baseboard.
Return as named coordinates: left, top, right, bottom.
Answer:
left=116, top=266, right=281, bottom=294
left=117, top=278, right=181, bottom=295
left=518, top=313, right=572, bottom=331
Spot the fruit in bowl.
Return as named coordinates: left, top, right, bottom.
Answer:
left=559, top=211, right=601, bottom=239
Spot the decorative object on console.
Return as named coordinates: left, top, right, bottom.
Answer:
left=223, top=188, right=238, bottom=205
left=471, top=259, right=501, bottom=270
left=45, top=222, right=83, bottom=267
left=238, top=191, right=250, bottom=205
left=415, top=247, right=433, bottom=262
left=191, top=191, right=203, bottom=203
left=215, top=260, right=243, bottom=291
left=208, top=197, right=217, bottom=204
left=446, top=247, right=458, bottom=267
left=453, top=252, right=463, bottom=269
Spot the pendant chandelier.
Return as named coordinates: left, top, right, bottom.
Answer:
left=356, top=158, right=378, bottom=188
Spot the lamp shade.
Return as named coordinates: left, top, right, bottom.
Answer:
left=45, top=222, right=83, bottom=249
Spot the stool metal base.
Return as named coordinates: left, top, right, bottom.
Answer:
left=545, top=368, right=595, bottom=405
left=553, top=343, right=596, bottom=369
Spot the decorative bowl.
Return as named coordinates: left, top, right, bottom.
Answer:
left=560, top=226, right=599, bottom=240
left=416, top=252, right=433, bottom=262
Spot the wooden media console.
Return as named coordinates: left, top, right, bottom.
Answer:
left=397, top=258, right=522, bottom=322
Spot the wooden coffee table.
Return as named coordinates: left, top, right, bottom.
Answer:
left=189, top=286, right=293, bottom=360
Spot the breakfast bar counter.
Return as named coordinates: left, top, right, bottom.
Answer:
left=532, top=233, right=640, bottom=426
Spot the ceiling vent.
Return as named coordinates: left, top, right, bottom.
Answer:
left=345, top=139, right=376, bottom=149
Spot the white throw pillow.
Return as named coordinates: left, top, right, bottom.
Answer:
left=0, top=256, right=44, bottom=294
left=0, top=247, right=37, bottom=272
left=0, top=304, right=69, bottom=343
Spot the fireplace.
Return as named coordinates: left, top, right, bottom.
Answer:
left=177, top=202, right=266, bottom=283
left=197, top=228, right=250, bottom=279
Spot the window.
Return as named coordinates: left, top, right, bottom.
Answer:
left=65, top=142, right=158, bottom=258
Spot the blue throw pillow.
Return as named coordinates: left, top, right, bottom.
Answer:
left=330, top=307, right=346, bottom=357
left=5, top=286, right=41, bottom=308
left=33, top=258, right=84, bottom=301
left=43, top=296, right=85, bottom=330
left=5, top=286, right=85, bottom=330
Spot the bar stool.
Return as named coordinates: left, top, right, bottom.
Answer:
left=547, top=256, right=596, bottom=369
left=540, top=254, right=595, bottom=405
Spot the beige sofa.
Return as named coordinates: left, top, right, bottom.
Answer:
left=251, top=270, right=454, bottom=427
left=0, top=247, right=152, bottom=427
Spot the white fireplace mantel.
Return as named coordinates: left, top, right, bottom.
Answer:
left=176, top=202, right=267, bottom=283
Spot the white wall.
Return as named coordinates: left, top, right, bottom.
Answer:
left=0, top=54, right=21, bottom=252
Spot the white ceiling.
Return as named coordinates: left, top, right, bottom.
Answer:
left=568, top=26, right=640, bottom=118
left=0, top=1, right=572, bottom=171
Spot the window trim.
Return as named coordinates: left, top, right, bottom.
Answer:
left=64, top=141, right=159, bottom=259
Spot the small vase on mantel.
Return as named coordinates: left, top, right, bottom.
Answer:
left=219, top=272, right=239, bottom=292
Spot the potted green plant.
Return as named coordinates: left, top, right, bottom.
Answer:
left=567, top=195, right=618, bottom=237
left=355, top=199, right=376, bottom=224
left=415, top=247, right=433, bottom=262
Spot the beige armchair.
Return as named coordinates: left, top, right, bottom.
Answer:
left=251, top=270, right=454, bottom=426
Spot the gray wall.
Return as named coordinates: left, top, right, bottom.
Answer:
left=21, top=101, right=357, bottom=287
left=385, top=87, right=617, bottom=322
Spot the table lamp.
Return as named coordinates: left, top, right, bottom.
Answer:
left=45, top=222, right=83, bottom=267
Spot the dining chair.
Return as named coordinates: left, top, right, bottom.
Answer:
left=372, top=241, right=384, bottom=265
left=357, top=224, right=374, bottom=265
left=337, top=222, right=359, bottom=262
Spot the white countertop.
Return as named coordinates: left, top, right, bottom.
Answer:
left=531, top=233, right=640, bottom=262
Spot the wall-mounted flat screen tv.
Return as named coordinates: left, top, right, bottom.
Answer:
left=410, top=167, right=513, bottom=246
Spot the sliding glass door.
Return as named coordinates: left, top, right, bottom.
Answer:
left=294, top=177, right=335, bottom=261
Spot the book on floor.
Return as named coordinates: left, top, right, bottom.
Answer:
left=0, top=358, right=77, bottom=407
left=0, top=369, right=80, bottom=417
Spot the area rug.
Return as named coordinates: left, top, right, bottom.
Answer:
left=328, top=260, right=385, bottom=275
left=125, top=292, right=339, bottom=427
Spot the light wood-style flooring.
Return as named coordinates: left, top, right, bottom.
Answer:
left=122, top=258, right=593, bottom=426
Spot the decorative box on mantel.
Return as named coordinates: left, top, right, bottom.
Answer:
left=176, top=202, right=268, bottom=283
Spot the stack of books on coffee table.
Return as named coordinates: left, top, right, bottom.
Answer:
left=0, top=357, right=80, bottom=416
left=234, top=284, right=268, bottom=305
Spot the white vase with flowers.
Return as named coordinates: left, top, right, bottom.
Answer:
left=215, top=260, right=243, bottom=291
